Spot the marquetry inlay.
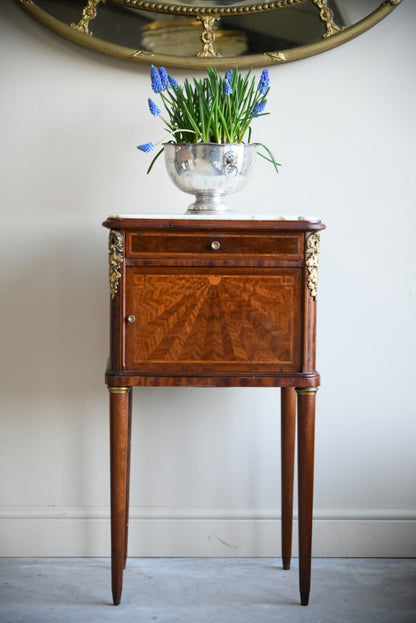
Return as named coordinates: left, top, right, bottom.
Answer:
left=125, top=272, right=301, bottom=369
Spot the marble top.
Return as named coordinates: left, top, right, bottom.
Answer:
left=110, top=214, right=321, bottom=221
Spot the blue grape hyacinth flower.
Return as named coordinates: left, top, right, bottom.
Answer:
left=150, top=65, right=163, bottom=94
left=148, top=98, right=161, bottom=117
left=257, top=69, right=270, bottom=95
left=223, top=79, right=232, bottom=95
left=169, top=75, right=178, bottom=89
left=137, top=142, right=154, bottom=153
left=159, top=67, right=171, bottom=91
left=251, top=100, right=267, bottom=118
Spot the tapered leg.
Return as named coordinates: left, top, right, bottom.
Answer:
left=124, top=389, right=133, bottom=569
left=281, top=387, right=296, bottom=570
left=296, top=387, right=318, bottom=606
left=109, top=386, right=131, bottom=606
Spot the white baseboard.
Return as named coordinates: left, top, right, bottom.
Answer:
left=1, top=507, right=415, bottom=557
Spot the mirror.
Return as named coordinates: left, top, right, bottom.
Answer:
left=15, top=0, right=402, bottom=68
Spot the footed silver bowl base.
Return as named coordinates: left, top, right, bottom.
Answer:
left=186, top=193, right=233, bottom=214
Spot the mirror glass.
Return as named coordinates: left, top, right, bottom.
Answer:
left=15, top=0, right=402, bottom=68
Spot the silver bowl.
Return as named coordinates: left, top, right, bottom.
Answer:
left=163, top=142, right=257, bottom=214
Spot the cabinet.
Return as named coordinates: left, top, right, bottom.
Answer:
left=103, top=215, right=325, bottom=606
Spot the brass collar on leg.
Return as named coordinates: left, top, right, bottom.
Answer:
left=108, top=386, right=130, bottom=394
left=296, top=387, right=319, bottom=395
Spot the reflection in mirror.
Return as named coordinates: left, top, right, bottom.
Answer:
left=15, top=0, right=402, bottom=68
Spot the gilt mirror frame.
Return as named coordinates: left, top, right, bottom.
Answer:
left=15, top=0, right=403, bottom=69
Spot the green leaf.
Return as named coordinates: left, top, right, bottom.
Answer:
left=146, top=147, right=164, bottom=174
left=256, top=143, right=281, bottom=174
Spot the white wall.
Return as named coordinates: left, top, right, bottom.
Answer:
left=1, top=1, right=415, bottom=557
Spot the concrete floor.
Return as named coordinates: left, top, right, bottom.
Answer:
left=1, top=558, right=415, bottom=623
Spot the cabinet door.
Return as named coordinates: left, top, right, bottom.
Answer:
left=124, top=268, right=303, bottom=374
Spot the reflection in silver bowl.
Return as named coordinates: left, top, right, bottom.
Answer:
left=164, top=142, right=257, bottom=214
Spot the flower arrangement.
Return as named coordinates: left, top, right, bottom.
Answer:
left=137, top=65, right=280, bottom=174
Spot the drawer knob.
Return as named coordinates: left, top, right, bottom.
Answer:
left=211, top=240, right=221, bottom=251
left=127, top=315, right=136, bottom=323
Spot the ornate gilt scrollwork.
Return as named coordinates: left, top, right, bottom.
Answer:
left=196, top=15, right=220, bottom=58
left=305, top=233, right=320, bottom=300
left=312, top=0, right=343, bottom=38
left=108, top=230, right=123, bottom=299
left=130, top=49, right=154, bottom=59
left=265, top=51, right=287, bottom=63
left=70, top=0, right=104, bottom=37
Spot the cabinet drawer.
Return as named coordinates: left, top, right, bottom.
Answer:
left=126, top=232, right=302, bottom=259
